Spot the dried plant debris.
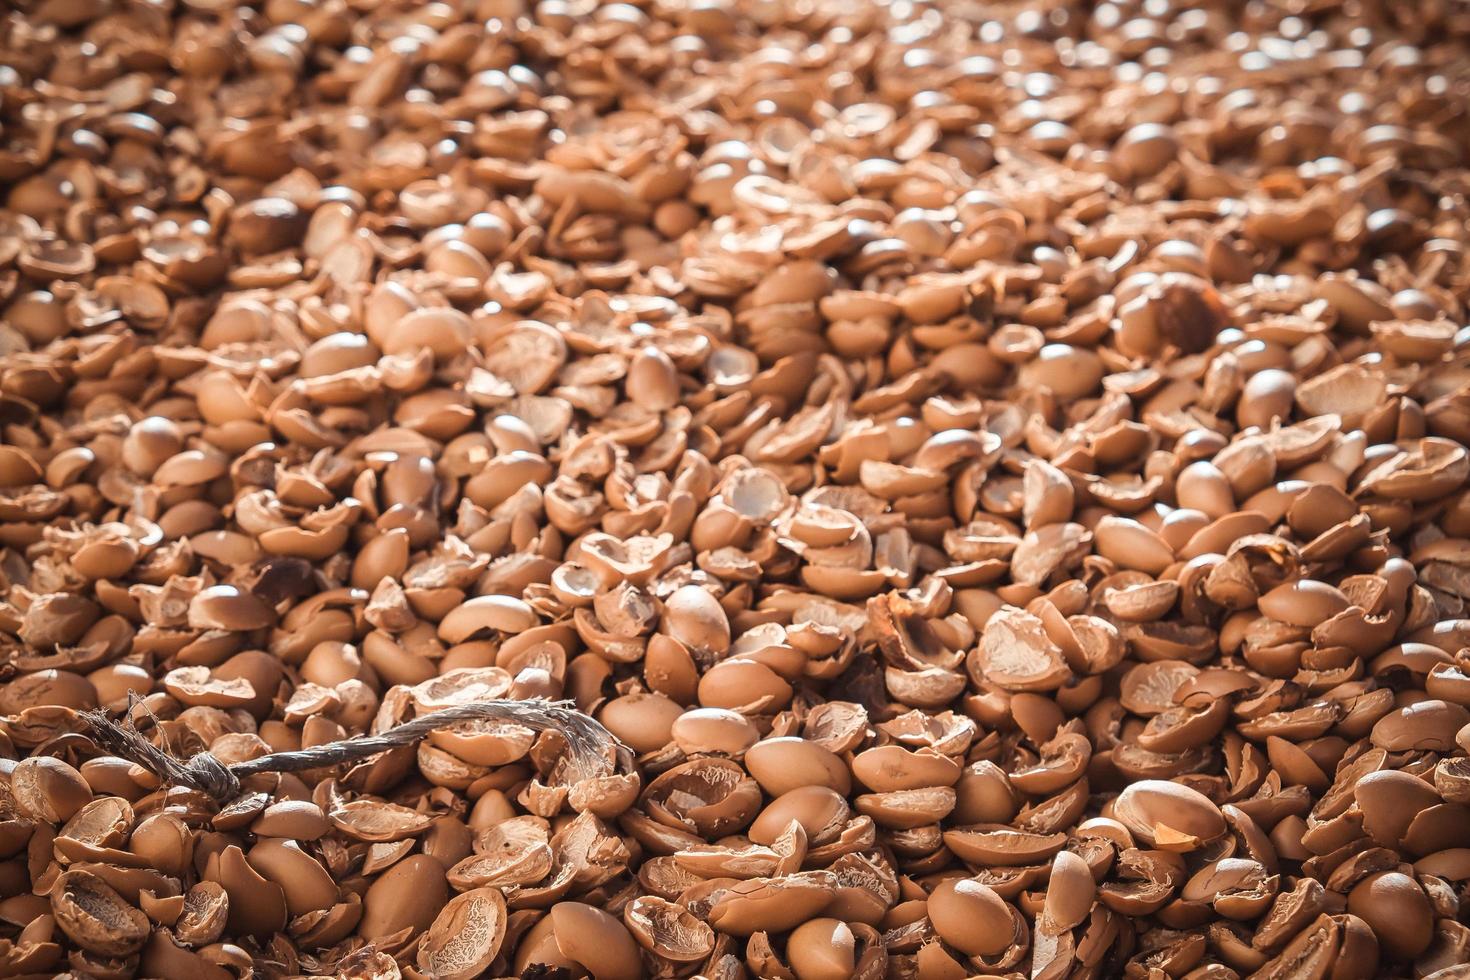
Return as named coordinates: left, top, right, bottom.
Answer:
left=3, top=0, right=1470, bottom=976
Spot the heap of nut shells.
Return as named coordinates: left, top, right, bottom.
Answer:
left=4, top=0, right=1470, bottom=976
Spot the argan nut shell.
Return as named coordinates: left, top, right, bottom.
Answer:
left=927, top=878, right=1014, bottom=956
left=787, top=917, right=857, bottom=980
left=745, top=737, right=852, bottom=797
left=358, top=854, right=448, bottom=939
left=12, top=756, right=93, bottom=823
left=549, top=901, right=644, bottom=980
left=213, top=845, right=286, bottom=938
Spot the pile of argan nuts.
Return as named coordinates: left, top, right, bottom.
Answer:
left=4, top=0, right=1470, bottom=976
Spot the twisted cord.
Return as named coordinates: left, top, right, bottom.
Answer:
left=81, top=698, right=621, bottom=801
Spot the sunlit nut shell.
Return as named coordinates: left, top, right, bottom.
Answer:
left=1137, top=697, right=1232, bottom=754
left=245, top=839, right=337, bottom=917
left=1371, top=699, right=1469, bottom=751
left=19, top=593, right=101, bottom=648
left=211, top=844, right=287, bottom=938
left=624, top=895, right=714, bottom=962
left=745, top=737, right=852, bottom=797
left=1182, top=857, right=1278, bottom=920
left=1113, top=780, right=1226, bottom=850
left=0, top=445, right=42, bottom=488
left=449, top=816, right=553, bottom=889
left=289, top=893, right=364, bottom=949
left=663, top=585, right=732, bottom=653
left=258, top=522, right=352, bottom=560
left=884, top=664, right=966, bottom=708
left=513, top=912, right=585, bottom=975
left=676, top=821, right=809, bottom=879
left=1257, top=579, right=1350, bottom=628
left=480, top=321, right=567, bottom=394
left=154, top=448, right=229, bottom=487
left=250, top=800, right=330, bottom=840
left=1115, top=123, right=1179, bottom=178
left=1009, top=733, right=1092, bottom=795
left=328, top=796, right=436, bottom=842
left=436, top=595, right=539, bottom=642
left=411, top=667, right=514, bottom=712
left=187, top=585, right=276, bottom=631
left=671, top=707, right=759, bottom=757
left=1043, top=850, right=1096, bottom=932
left=58, top=796, right=133, bottom=852
left=12, top=756, right=93, bottom=822
left=1104, top=580, right=1179, bottom=622
left=706, top=873, right=837, bottom=936
left=927, top=877, right=1017, bottom=957
left=1120, top=660, right=1200, bottom=716
left=799, top=563, right=888, bottom=600
left=568, top=771, right=641, bottom=819
left=745, top=787, right=849, bottom=847
left=1347, top=871, right=1433, bottom=959
left=174, top=882, right=228, bottom=947
left=50, top=869, right=150, bottom=957
left=1089, top=515, right=1172, bottom=574
left=852, top=745, right=961, bottom=793
left=972, top=606, right=1073, bottom=691
left=598, top=693, right=683, bottom=754
left=643, top=758, right=762, bottom=838
left=417, top=887, right=507, bottom=980
left=384, top=307, right=473, bottom=360
left=783, top=917, right=862, bottom=980
left=1434, top=758, right=1470, bottom=805
left=162, top=667, right=256, bottom=708
left=1240, top=371, right=1299, bottom=431
left=698, top=658, right=792, bottom=711
left=464, top=451, right=553, bottom=509
left=854, top=787, right=956, bottom=828
left=141, top=928, right=229, bottom=979
left=954, top=762, right=1020, bottom=825
left=81, top=664, right=149, bottom=711
left=1018, top=344, right=1105, bottom=400
left=545, top=901, right=644, bottom=980
left=424, top=717, right=535, bottom=766
left=942, top=826, right=1068, bottom=866
left=358, top=854, right=449, bottom=939
left=1, top=669, right=98, bottom=713
left=73, top=536, right=142, bottom=579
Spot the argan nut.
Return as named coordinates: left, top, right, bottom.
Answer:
left=670, top=707, right=759, bottom=756
left=598, top=693, right=683, bottom=754
left=215, top=845, right=287, bottom=938
left=787, top=918, right=857, bottom=980
left=748, top=787, right=851, bottom=846
left=11, top=757, right=94, bottom=823
left=1113, top=780, right=1226, bottom=849
left=358, top=855, right=449, bottom=939
left=927, top=878, right=1013, bottom=956
left=663, top=585, right=732, bottom=653
left=1346, top=871, right=1433, bottom=959
left=246, top=839, right=338, bottom=916
left=122, top=417, right=184, bottom=476
left=548, top=902, right=644, bottom=980
left=744, top=738, right=852, bottom=796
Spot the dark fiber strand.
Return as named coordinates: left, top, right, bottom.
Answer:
left=82, top=698, right=620, bottom=801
